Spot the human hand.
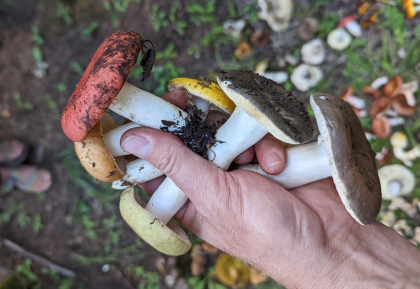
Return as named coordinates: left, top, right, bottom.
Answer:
left=121, top=91, right=420, bottom=288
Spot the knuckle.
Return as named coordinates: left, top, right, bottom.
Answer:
left=153, top=142, right=184, bottom=176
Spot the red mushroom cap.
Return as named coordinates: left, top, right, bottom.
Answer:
left=338, top=15, right=357, bottom=28
left=363, top=86, right=382, bottom=99
left=61, top=30, right=143, bottom=142
left=372, top=116, right=391, bottom=139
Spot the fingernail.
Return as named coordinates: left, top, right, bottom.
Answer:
left=122, top=135, right=151, bottom=158
left=264, top=152, right=283, bottom=171
left=236, top=150, right=254, bottom=162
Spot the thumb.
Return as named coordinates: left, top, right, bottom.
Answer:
left=120, top=127, right=222, bottom=204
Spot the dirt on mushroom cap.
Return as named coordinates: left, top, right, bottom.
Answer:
left=61, top=30, right=143, bottom=142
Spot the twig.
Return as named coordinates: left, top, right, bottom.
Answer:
left=1, top=238, right=76, bottom=278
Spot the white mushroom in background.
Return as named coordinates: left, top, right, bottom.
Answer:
left=258, top=0, right=293, bottom=32
left=338, top=16, right=362, bottom=37
left=290, top=64, right=323, bottom=92
left=378, top=164, right=416, bottom=200
left=390, top=131, right=420, bottom=166
left=301, top=38, right=326, bottom=65
left=223, top=19, right=246, bottom=39
left=327, top=28, right=352, bottom=50
left=263, top=71, right=288, bottom=83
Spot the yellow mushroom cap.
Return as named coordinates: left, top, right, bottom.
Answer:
left=119, top=187, right=191, bottom=256
left=214, top=253, right=250, bottom=287
left=168, top=77, right=236, bottom=114
left=75, top=113, right=125, bottom=182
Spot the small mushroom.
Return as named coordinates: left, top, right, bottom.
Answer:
left=371, top=115, right=391, bottom=139
left=301, top=38, right=326, bottom=65
left=290, top=64, right=323, bottom=92
left=240, top=93, right=382, bottom=225
left=223, top=19, right=246, bottom=39
left=338, top=15, right=362, bottom=37
left=263, top=71, right=288, bottom=83
left=296, top=17, right=318, bottom=41
left=258, top=0, right=293, bottom=32
left=391, top=94, right=417, bottom=116
left=390, top=131, right=420, bottom=166
left=378, top=164, right=415, bottom=200
left=397, top=80, right=418, bottom=106
left=383, top=75, right=403, bottom=97
left=144, top=71, right=313, bottom=226
left=234, top=41, right=253, bottom=59
left=214, top=253, right=250, bottom=287
left=340, top=87, right=366, bottom=109
left=403, top=0, right=420, bottom=18
left=327, top=28, right=352, bottom=50
left=369, top=97, right=391, bottom=117
left=371, top=76, right=389, bottom=90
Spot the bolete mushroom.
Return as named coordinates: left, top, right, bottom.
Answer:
left=378, top=164, right=415, bottom=200
left=240, top=93, right=382, bottom=225
left=142, top=70, right=313, bottom=226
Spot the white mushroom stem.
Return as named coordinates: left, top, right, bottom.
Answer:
left=397, top=81, right=418, bottom=106
left=393, top=146, right=420, bottom=166
left=103, top=122, right=142, bottom=156
left=371, top=76, right=389, bottom=89
left=109, top=82, right=188, bottom=132
left=191, top=96, right=211, bottom=116
left=239, top=140, right=331, bottom=189
left=112, top=159, right=163, bottom=189
left=145, top=107, right=270, bottom=224
left=343, top=95, right=365, bottom=109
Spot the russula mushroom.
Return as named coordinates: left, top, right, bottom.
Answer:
left=61, top=31, right=145, bottom=142
left=391, top=94, right=417, bottom=116
left=390, top=131, right=420, bottom=166
left=338, top=15, right=362, bottom=37
left=383, top=75, right=403, bottom=97
left=296, top=17, right=318, bottom=41
left=112, top=78, right=236, bottom=189
left=301, top=38, right=326, bottom=65
left=75, top=113, right=126, bottom=182
left=378, top=164, right=415, bottom=200
left=340, top=87, right=366, bottom=109
left=140, top=70, right=313, bottom=228
left=167, top=77, right=236, bottom=116
left=120, top=187, right=191, bottom=256
left=258, top=0, right=293, bottom=32
left=327, top=28, right=352, bottom=50
left=214, top=253, right=250, bottom=287
left=223, top=19, right=246, bottom=39
left=397, top=80, right=418, bottom=106
left=403, top=0, right=420, bottom=18
left=290, top=64, right=323, bottom=92
left=240, top=93, right=382, bottom=225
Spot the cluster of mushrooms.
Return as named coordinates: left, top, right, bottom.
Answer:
left=61, top=30, right=382, bottom=256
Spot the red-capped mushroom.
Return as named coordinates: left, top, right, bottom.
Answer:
left=372, top=116, right=391, bottom=139
left=338, top=15, right=362, bottom=37
left=340, top=87, right=366, bottom=109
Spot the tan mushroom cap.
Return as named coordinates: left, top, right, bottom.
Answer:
left=214, top=253, right=250, bottom=287
left=75, top=113, right=125, bottom=182
left=168, top=77, right=236, bottom=114
left=120, top=187, right=191, bottom=256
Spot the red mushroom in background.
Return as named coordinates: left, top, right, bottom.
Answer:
left=61, top=30, right=152, bottom=142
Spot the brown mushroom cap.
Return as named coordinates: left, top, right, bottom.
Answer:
left=311, top=93, right=381, bottom=225
left=75, top=113, right=125, bottom=182
left=383, top=75, right=403, bottom=97
left=61, top=30, right=143, bottom=142
left=369, top=97, right=391, bottom=117
left=392, top=94, right=417, bottom=116
left=217, top=70, right=313, bottom=144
